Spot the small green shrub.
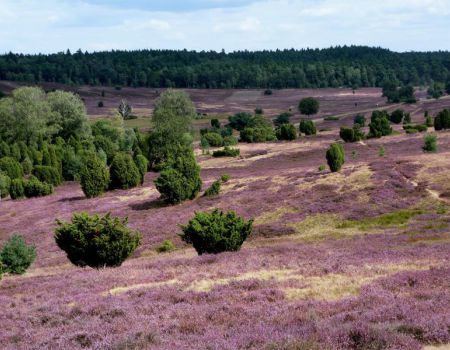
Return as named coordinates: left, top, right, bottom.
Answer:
left=423, top=134, right=437, bottom=152
left=32, top=165, right=62, bottom=186
left=0, top=157, right=23, bottom=179
left=220, top=174, right=230, bottom=183
left=97, top=101, right=104, bottom=108
left=389, top=109, right=404, bottom=124
left=299, top=120, right=317, bottom=135
left=324, top=116, right=339, bottom=121
left=0, top=171, right=11, bottom=199
left=434, top=109, right=450, bottom=130
left=318, top=164, right=326, bottom=172
left=223, top=135, right=238, bottom=146
left=181, top=209, right=253, bottom=255
left=21, top=158, right=33, bottom=175
left=109, top=153, right=141, bottom=190
left=254, top=107, right=263, bottom=115
left=264, top=89, right=273, bottom=95
left=80, top=154, right=110, bottom=198
left=134, top=154, right=149, bottom=184
left=368, top=111, right=392, bottom=138
left=212, top=147, right=240, bottom=157
left=403, top=124, right=427, bottom=133
left=55, top=212, right=141, bottom=268
left=340, top=125, right=364, bottom=142
left=378, top=146, right=385, bottom=157
left=0, top=235, right=36, bottom=274
left=202, top=132, right=224, bottom=147
left=210, top=118, right=220, bottom=128
left=425, top=116, right=433, bottom=127
left=204, top=180, right=221, bottom=197
left=273, top=112, right=291, bottom=127
left=276, top=123, right=297, bottom=140
left=157, top=240, right=176, bottom=253
left=326, top=143, right=345, bottom=172
left=23, top=177, right=53, bottom=198
left=9, top=179, right=25, bottom=200
left=240, top=126, right=276, bottom=143
left=353, top=114, right=366, bottom=127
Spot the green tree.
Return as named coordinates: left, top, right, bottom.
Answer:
left=276, top=123, right=297, bottom=140
left=109, top=153, right=141, bottom=190
left=0, top=157, right=23, bottom=179
left=0, top=171, right=11, bottom=199
left=369, top=111, right=392, bottom=138
left=423, top=134, right=437, bottom=152
left=389, top=109, right=404, bottom=124
left=79, top=153, right=110, bottom=198
left=0, top=235, right=36, bottom=274
left=298, top=97, right=319, bottom=116
left=326, top=143, right=345, bottom=172
left=299, top=119, right=317, bottom=135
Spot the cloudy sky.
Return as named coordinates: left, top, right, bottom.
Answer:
left=1, top=0, right=450, bottom=54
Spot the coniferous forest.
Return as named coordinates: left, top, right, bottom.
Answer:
left=1, top=46, right=449, bottom=89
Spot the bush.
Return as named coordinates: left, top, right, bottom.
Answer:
left=299, top=120, right=317, bottom=135
left=276, top=123, right=297, bottom=140
left=181, top=209, right=253, bottom=255
left=425, top=116, right=433, bottom=127
left=9, top=179, right=25, bottom=200
left=55, top=212, right=141, bottom=268
left=223, top=135, right=238, bottom=146
left=298, top=97, right=319, bottom=116
left=318, top=164, right=326, bottom=172
left=0, top=156, right=23, bottom=179
left=210, top=118, right=220, bottom=128
left=340, top=125, right=364, bottom=142
left=240, top=126, right=276, bottom=143
left=32, top=165, right=62, bottom=186
left=97, top=101, right=104, bottom=108
left=202, top=132, right=224, bottom=147
left=212, top=147, right=240, bottom=157
left=204, top=180, right=221, bottom=197
left=264, top=89, right=273, bottom=95
left=0, top=235, right=36, bottom=274
left=21, top=158, right=33, bottom=175
left=80, top=154, right=110, bottom=198
left=228, top=112, right=253, bottom=131
left=326, top=143, right=345, bottom=172
left=389, top=109, right=404, bottom=124
left=154, top=146, right=202, bottom=204
left=0, top=171, right=11, bottom=199
left=273, top=112, right=291, bottom=127
left=369, top=111, right=392, bottom=138
left=24, top=177, right=53, bottom=198
left=109, top=153, right=141, bottom=190
left=134, top=154, right=149, bottom=184
left=354, top=114, right=366, bottom=127
left=324, top=116, right=339, bottom=121
left=434, top=109, right=450, bottom=130
left=221, top=174, right=230, bottom=182
left=403, top=124, right=427, bottom=133
left=254, top=107, right=263, bottom=115
left=157, top=240, right=176, bottom=253
left=423, top=134, right=437, bottom=152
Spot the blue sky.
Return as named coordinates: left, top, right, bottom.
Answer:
left=1, top=0, right=450, bottom=54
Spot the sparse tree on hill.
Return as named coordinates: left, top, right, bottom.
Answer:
left=298, top=97, right=319, bottom=117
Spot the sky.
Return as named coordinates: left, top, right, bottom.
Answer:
left=1, top=0, right=450, bottom=54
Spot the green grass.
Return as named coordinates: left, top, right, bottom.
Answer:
left=337, top=209, right=424, bottom=231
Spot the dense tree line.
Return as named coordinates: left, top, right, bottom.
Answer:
left=1, top=46, right=449, bottom=89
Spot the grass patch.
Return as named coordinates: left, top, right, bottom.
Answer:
left=254, top=206, right=297, bottom=225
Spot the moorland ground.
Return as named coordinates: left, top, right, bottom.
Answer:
left=0, top=85, right=450, bottom=349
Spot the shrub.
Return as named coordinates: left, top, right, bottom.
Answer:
left=254, top=107, right=263, bottom=115
left=0, top=157, right=23, bottom=179
left=223, top=135, right=238, bottom=146
left=324, top=116, right=339, bottom=121
left=97, top=101, right=104, bottom=108
left=434, top=109, right=450, bottom=130
left=298, top=97, right=319, bottom=116
left=32, top=165, right=62, bottom=186
left=134, top=154, right=149, bottom=184
left=240, top=126, right=276, bottom=143
left=354, top=114, right=366, bottom=127
left=204, top=180, right=221, bottom=197
left=264, top=89, right=273, bottom=95
left=0, top=171, right=11, bottom=199
left=210, top=118, right=220, bottom=128
left=24, top=177, right=53, bottom=198
left=55, top=212, right=141, bottom=268
left=0, top=235, right=36, bottom=274
left=299, top=120, right=317, bottom=135
left=221, top=174, right=230, bottom=183
left=202, top=132, right=224, bottom=147
left=154, top=146, right=202, bottom=204
left=212, top=147, right=240, bottom=158
left=403, top=112, right=411, bottom=124
left=21, top=158, right=33, bottom=175
left=389, top=109, right=404, bottom=124
left=9, top=179, right=25, bottom=200
left=425, top=116, right=433, bottom=127
left=276, top=123, right=297, bottom=140
left=368, top=111, right=392, bottom=138
left=93, top=135, right=118, bottom=164
left=157, top=240, right=176, bottom=253
left=378, top=146, right=385, bottom=157
left=318, top=164, right=326, bottom=172
left=228, top=112, right=253, bottom=131
left=109, top=153, right=141, bottom=190
left=403, top=124, right=427, bottom=133
left=180, top=209, right=253, bottom=255
left=80, top=154, right=110, bottom=198
left=423, top=134, right=437, bottom=152
left=340, top=125, right=364, bottom=142
left=273, top=112, right=291, bottom=127
left=326, top=143, right=345, bottom=172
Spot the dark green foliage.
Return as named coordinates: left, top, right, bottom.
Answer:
left=428, top=82, right=445, bottom=99
left=23, top=177, right=53, bottom=198
left=32, top=166, right=62, bottom=186
left=273, top=112, right=291, bottom=127
left=220, top=174, right=230, bottom=183
left=202, top=132, right=224, bottom=147
left=204, top=180, right=221, bottom=197
left=157, top=240, right=176, bottom=253
left=389, top=109, right=404, bottom=124
left=0, top=171, right=11, bottom=198
left=210, top=118, right=220, bottom=129
left=80, top=154, right=110, bottom=198
left=220, top=126, right=233, bottom=138
left=369, top=111, right=392, bottom=138
left=403, top=113, right=411, bottom=124
left=109, top=153, right=141, bottom=190
left=228, top=112, right=253, bottom=131
left=223, top=135, right=238, bottom=146
left=154, top=146, right=202, bottom=204
left=55, top=212, right=141, bottom=268
left=403, top=124, right=427, bottom=133
left=298, top=97, right=319, bottom=116
left=254, top=107, right=263, bottom=115
left=383, top=83, right=416, bottom=103
left=446, top=81, right=450, bottom=94
left=353, top=114, right=366, bottom=127
left=97, top=101, right=104, bottom=108
left=181, top=209, right=253, bottom=255
left=326, top=143, right=345, bottom=172
left=21, top=158, right=33, bottom=175
left=276, top=123, right=297, bottom=140
left=240, top=127, right=276, bottom=143
left=264, top=89, right=273, bottom=95
left=425, top=116, right=433, bottom=127
left=93, top=135, right=118, bottom=164
left=0, top=157, right=23, bottom=179
left=0, top=235, right=36, bottom=274
left=212, top=147, right=240, bottom=157
left=61, top=147, right=82, bottom=181
left=9, top=179, right=25, bottom=200
left=299, top=120, right=317, bottom=135
left=340, top=125, right=364, bottom=142
left=423, top=134, right=437, bottom=152
left=434, top=109, right=450, bottom=131
left=0, top=141, right=10, bottom=158
left=134, top=154, right=149, bottom=184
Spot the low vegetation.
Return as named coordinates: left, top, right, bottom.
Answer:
left=0, top=235, right=36, bottom=275
left=326, top=143, right=345, bottom=172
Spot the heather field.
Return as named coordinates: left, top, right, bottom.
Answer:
left=1, top=87, right=450, bottom=350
